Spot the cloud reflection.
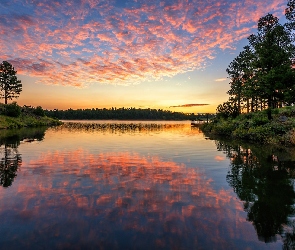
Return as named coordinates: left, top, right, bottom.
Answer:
left=0, top=148, right=255, bottom=249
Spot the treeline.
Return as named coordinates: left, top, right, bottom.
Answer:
left=218, top=0, right=295, bottom=120
left=0, top=102, right=45, bottom=117
left=44, top=107, right=203, bottom=120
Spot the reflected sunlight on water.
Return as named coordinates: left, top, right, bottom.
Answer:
left=0, top=124, right=288, bottom=249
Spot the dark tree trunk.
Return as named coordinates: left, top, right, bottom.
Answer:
left=267, top=97, right=272, bottom=120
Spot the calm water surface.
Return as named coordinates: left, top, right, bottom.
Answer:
left=0, top=122, right=294, bottom=249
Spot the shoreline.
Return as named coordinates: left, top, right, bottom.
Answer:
left=200, top=107, right=295, bottom=147
left=0, top=114, right=62, bottom=129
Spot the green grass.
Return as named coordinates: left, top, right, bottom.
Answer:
left=201, top=106, right=295, bottom=146
left=0, top=113, right=62, bottom=129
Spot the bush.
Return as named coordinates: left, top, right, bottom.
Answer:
left=33, top=106, right=45, bottom=117
left=272, top=108, right=280, bottom=115
left=212, top=121, right=235, bottom=135
left=232, top=127, right=249, bottom=139
left=0, top=104, right=5, bottom=115
left=278, top=106, right=295, bottom=117
left=243, top=112, right=254, bottom=120
left=5, top=102, right=21, bottom=117
left=252, top=114, right=269, bottom=126
left=269, top=121, right=288, bottom=135
left=201, top=122, right=214, bottom=132
left=247, top=125, right=275, bottom=143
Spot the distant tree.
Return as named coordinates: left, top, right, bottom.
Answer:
left=0, top=61, right=22, bottom=104
left=44, top=107, right=199, bottom=120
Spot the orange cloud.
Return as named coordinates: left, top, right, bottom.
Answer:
left=170, top=104, right=209, bottom=108
left=0, top=0, right=286, bottom=87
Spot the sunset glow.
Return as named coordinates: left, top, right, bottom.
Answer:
left=0, top=0, right=286, bottom=112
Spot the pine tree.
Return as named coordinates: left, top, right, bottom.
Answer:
left=249, top=14, right=295, bottom=118
left=0, top=61, right=22, bottom=104
left=222, top=13, right=295, bottom=119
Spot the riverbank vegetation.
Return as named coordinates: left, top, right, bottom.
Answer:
left=0, top=103, right=62, bottom=129
left=0, top=61, right=61, bottom=129
left=202, top=1, right=295, bottom=146
left=202, top=106, right=295, bottom=146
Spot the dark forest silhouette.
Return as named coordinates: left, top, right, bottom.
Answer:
left=45, top=107, right=214, bottom=121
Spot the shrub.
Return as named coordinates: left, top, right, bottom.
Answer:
left=0, top=104, right=5, bottom=115
left=33, top=106, right=45, bottom=117
left=272, top=108, right=280, bottom=115
left=244, top=112, right=254, bottom=120
left=201, top=122, right=214, bottom=132
left=247, top=125, right=274, bottom=143
left=269, top=121, right=287, bottom=135
left=212, top=121, right=235, bottom=135
left=252, top=114, right=269, bottom=126
left=4, top=102, right=21, bottom=117
left=232, top=127, right=250, bottom=140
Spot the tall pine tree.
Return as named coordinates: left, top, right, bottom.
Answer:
left=0, top=61, right=22, bottom=104
left=249, top=14, right=295, bottom=118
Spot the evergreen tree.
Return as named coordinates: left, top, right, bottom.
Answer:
left=0, top=61, right=22, bottom=104
left=240, top=46, right=259, bottom=112
left=226, top=46, right=256, bottom=114
left=223, top=13, right=295, bottom=119
left=249, top=14, right=295, bottom=118
left=226, top=53, right=245, bottom=114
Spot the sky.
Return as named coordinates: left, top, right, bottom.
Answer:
left=0, top=0, right=287, bottom=113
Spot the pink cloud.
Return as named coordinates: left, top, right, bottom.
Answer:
left=0, top=0, right=287, bottom=87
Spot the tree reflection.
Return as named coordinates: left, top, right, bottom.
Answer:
left=0, top=145, right=21, bottom=187
left=0, top=127, right=46, bottom=188
left=216, top=140, right=295, bottom=245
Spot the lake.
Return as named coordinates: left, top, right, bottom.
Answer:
left=0, top=121, right=294, bottom=250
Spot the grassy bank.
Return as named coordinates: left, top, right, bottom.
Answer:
left=201, top=106, right=295, bottom=146
left=0, top=114, right=62, bottom=129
